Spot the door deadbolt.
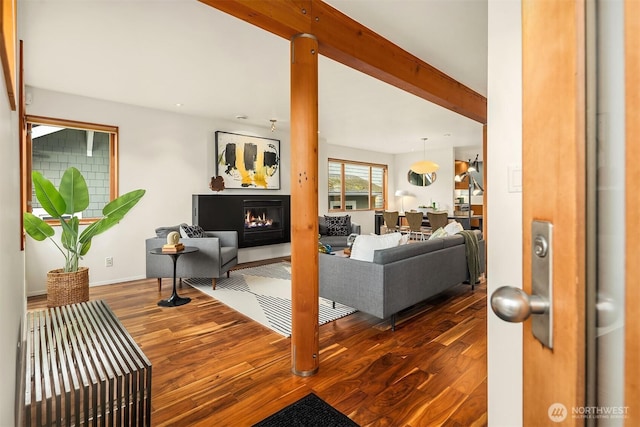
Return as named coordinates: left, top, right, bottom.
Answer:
left=534, top=235, right=548, bottom=257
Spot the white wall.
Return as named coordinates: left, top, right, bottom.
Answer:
left=0, top=73, right=25, bottom=425
left=487, top=0, right=523, bottom=425
left=24, top=87, right=292, bottom=295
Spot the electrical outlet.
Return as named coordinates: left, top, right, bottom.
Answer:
left=105, top=257, right=113, bottom=267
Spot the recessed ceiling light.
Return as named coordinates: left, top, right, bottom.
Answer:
left=235, top=115, right=248, bottom=120
left=444, top=133, right=452, bottom=137
left=175, top=103, right=183, bottom=107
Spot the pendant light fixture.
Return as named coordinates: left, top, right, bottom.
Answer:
left=410, top=137, right=439, bottom=174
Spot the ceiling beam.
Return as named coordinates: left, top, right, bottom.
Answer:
left=198, top=0, right=487, bottom=124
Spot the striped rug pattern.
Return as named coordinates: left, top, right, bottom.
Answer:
left=184, top=262, right=356, bottom=337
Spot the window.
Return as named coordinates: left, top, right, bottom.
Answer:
left=328, top=159, right=387, bottom=211
left=23, top=115, right=119, bottom=222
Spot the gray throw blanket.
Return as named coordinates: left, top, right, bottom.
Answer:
left=458, top=230, right=480, bottom=286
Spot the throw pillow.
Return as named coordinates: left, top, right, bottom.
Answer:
left=429, top=227, right=448, bottom=240
left=444, top=221, right=464, bottom=235
left=155, top=223, right=188, bottom=238
left=180, top=224, right=207, bottom=238
left=399, top=233, right=410, bottom=245
left=324, top=215, right=351, bottom=236
left=350, top=233, right=403, bottom=262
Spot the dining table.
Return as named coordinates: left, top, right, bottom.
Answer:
left=374, top=211, right=482, bottom=233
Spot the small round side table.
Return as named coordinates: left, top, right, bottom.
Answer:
left=150, top=246, right=199, bottom=307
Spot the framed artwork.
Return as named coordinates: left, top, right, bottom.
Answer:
left=215, top=131, right=280, bottom=189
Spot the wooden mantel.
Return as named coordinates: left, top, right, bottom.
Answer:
left=198, top=0, right=487, bottom=124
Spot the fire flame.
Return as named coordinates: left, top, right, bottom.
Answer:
left=245, top=211, right=273, bottom=228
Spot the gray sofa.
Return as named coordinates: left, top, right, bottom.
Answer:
left=319, top=230, right=485, bottom=330
left=146, top=225, right=238, bottom=290
left=319, top=215, right=361, bottom=250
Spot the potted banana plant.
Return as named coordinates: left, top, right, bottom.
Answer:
left=23, top=167, right=145, bottom=307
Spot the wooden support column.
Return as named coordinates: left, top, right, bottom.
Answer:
left=290, top=33, right=319, bottom=377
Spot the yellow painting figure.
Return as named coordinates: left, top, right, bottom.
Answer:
left=253, top=150, right=268, bottom=188
left=235, top=143, right=268, bottom=188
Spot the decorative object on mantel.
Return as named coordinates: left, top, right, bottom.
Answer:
left=215, top=131, right=280, bottom=189
left=209, top=175, right=225, bottom=192
left=23, top=167, right=145, bottom=307
left=409, top=137, right=440, bottom=175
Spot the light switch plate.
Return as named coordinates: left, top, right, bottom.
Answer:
left=508, top=164, right=522, bottom=193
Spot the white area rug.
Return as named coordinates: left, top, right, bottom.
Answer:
left=184, top=262, right=356, bottom=337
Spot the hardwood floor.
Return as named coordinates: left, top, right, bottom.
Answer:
left=27, top=263, right=488, bottom=427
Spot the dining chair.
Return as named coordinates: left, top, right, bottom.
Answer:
left=427, top=211, right=449, bottom=232
left=382, top=211, right=400, bottom=233
left=404, top=211, right=426, bottom=240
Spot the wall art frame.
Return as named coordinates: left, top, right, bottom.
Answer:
left=215, top=131, right=281, bottom=189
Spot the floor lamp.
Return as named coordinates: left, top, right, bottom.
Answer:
left=395, top=190, right=411, bottom=213
left=454, top=158, right=484, bottom=227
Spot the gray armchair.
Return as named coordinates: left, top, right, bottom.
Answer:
left=318, top=215, right=361, bottom=250
left=146, top=228, right=238, bottom=291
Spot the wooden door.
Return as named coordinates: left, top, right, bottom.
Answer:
left=625, top=0, right=640, bottom=422
left=522, top=1, right=640, bottom=424
left=522, top=1, right=586, bottom=423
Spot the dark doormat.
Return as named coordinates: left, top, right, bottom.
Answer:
left=252, top=393, right=360, bottom=427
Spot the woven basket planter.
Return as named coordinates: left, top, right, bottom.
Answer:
left=47, top=267, right=89, bottom=307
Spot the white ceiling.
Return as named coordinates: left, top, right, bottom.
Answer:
left=19, top=0, right=487, bottom=155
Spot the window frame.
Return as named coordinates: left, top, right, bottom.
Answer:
left=327, top=158, right=387, bottom=212
left=22, top=115, right=119, bottom=225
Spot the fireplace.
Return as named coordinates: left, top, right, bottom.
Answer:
left=242, top=200, right=284, bottom=245
left=192, top=194, right=290, bottom=248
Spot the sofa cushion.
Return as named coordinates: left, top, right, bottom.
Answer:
left=324, top=215, right=351, bottom=236
left=180, top=224, right=207, bottom=238
left=350, top=233, right=403, bottom=262
left=320, top=235, right=346, bottom=248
